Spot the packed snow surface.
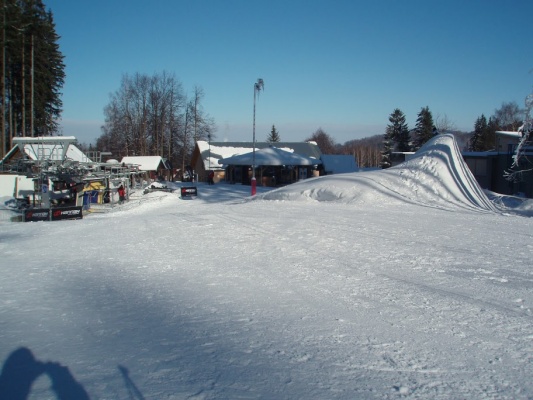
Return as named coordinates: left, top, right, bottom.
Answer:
left=1, top=134, right=532, bottom=399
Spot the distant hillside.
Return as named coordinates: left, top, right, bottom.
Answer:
left=335, top=131, right=472, bottom=168
left=340, top=131, right=472, bottom=152
left=342, top=134, right=384, bottom=149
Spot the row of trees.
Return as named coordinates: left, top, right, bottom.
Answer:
left=294, top=98, right=528, bottom=170
left=341, top=135, right=382, bottom=168
left=469, top=101, right=525, bottom=154
left=469, top=114, right=498, bottom=152
left=380, top=107, right=439, bottom=168
left=379, top=100, right=529, bottom=169
left=305, top=127, right=380, bottom=168
left=0, top=0, right=65, bottom=157
left=97, top=71, right=215, bottom=173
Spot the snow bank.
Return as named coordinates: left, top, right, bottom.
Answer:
left=259, top=134, right=497, bottom=213
left=486, top=191, right=533, bottom=217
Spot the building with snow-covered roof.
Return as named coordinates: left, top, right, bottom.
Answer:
left=191, top=141, right=322, bottom=185
left=121, top=156, right=173, bottom=181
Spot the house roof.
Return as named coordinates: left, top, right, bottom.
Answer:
left=219, top=146, right=322, bottom=166
left=321, top=155, right=358, bottom=174
left=195, top=141, right=322, bottom=170
left=496, top=130, right=521, bottom=138
left=121, top=156, right=169, bottom=171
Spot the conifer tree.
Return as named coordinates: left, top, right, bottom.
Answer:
left=32, top=6, right=65, bottom=136
left=1, top=0, right=65, bottom=154
left=380, top=126, right=393, bottom=169
left=411, top=106, right=435, bottom=151
left=267, top=124, right=280, bottom=143
left=485, top=116, right=498, bottom=150
left=387, top=108, right=410, bottom=152
left=470, top=115, right=487, bottom=151
left=470, top=114, right=497, bottom=152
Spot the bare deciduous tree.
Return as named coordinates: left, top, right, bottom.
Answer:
left=434, top=113, right=456, bottom=133
left=494, top=101, right=523, bottom=131
left=98, top=72, right=213, bottom=174
left=307, top=128, right=337, bottom=154
left=341, top=135, right=383, bottom=168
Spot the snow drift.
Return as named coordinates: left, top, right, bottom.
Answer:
left=260, top=134, right=497, bottom=213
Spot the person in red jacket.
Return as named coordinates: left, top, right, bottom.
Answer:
left=118, top=185, right=126, bottom=203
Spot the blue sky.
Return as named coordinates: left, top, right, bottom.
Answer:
left=46, top=0, right=533, bottom=145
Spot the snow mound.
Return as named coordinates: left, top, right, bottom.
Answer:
left=486, top=191, right=533, bottom=217
left=259, top=134, right=497, bottom=213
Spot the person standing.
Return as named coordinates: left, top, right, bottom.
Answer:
left=118, top=185, right=126, bottom=203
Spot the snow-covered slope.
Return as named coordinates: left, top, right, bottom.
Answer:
left=0, top=135, right=532, bottom=399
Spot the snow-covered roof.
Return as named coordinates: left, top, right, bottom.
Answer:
left=219, top=146, right=322, bottom=166
left=462, top=151, right=499, bottom=157
left=121, top=156, right=167, bottom=171
left=196, top=141, right=322, bottom=170
left=496, top=130, right=521, bottom=138
left=321, top=155, right=358, bottom=174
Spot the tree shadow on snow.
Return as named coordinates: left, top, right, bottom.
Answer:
left=0, top=347, right=90, bottom=400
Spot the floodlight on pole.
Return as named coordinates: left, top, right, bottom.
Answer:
left=251, top=78, right=264, bottom=195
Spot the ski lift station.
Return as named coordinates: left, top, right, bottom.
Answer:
left=0, top=136, right=147, bottom=221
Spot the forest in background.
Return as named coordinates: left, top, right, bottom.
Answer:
left=0, top=0, right=65, bottom=158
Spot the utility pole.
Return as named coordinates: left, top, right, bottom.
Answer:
left=30, top=33, right=33, bottom=137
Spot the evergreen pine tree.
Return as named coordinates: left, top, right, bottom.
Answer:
left=411, top=106, right=435, bottom=151
left=470, top=115, right=497, bottom=152
left=35, top=8, right=66, bottom=135
left=387, top=108, right=410, bottom=152
left=484, top=116, right=498, bottom=150
left=1, top=0, right=65, bottom=143
left=380, top=125, right=393, bottom=169
left=267, top=124, right=280, bottom=143
left=470, top=115, right=487, bottom=151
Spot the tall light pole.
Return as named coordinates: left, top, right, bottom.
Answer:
left=251, top=78, right=264, bottom=195
left=30, top=33, right=33, bottom=137
left=208, top=132, right=211, bottom=176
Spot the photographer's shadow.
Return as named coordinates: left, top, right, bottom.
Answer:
left=0, top=347, right=89, bottom=400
